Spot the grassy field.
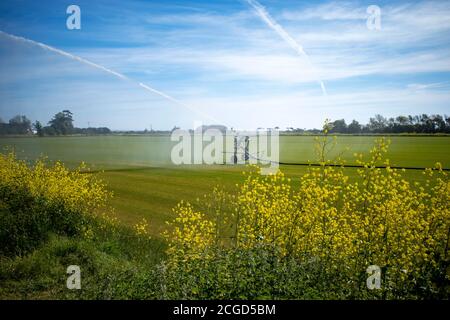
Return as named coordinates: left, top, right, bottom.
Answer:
left=1, top=135, right=449, bottom=236
left=1, top=135, right=449, bottom=299
left=1, top=135, right=449, bottom=169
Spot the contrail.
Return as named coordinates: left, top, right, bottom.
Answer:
left=0, top=30, right=219, bottom=123
left=244, top=0, right=327, bottom=96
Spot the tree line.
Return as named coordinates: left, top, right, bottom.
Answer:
left=286, top=114, right=450, bottom=134
left=0, top=110, right=111, bottom=136
left=1, top=112, right=449, bottom=136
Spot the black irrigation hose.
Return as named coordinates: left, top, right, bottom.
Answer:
left=225, top=151, right=450, bottom=171
left=277, top=162, right=450, bottom=171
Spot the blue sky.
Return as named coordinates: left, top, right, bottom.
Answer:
left=0, top=0, right=449, bottom=130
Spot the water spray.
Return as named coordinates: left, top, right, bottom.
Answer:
left=245, top=0, right=327, bottom=96
left=0, top=30, right=219, bottom=124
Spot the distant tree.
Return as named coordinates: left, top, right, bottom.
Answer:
left=0, top=117, right=5, bottom=135
left=33, top=121, right=44, bottom=137
left=418, top=114, right=433, bottom=133
left=330, top=119, right=347, bottom=133
left=391, top=115, right=409, bottom=133
left=42, top=126, right=57, bottom=136
left=75, top=127, right=111, bottom=135
left=445, top=115, right=450, bottom=133
left=431, top=114, right=446, bottom=133
left=8, top=115, right=32, bottom=134
left=367, top=114, right=387, bottom=133
left=48, top=110, right=74, bottom=135
left=97, top=127, right=111, bottom=134
left=0, top=122, right=7, bottom=135
left=396, top=115, right=409, bottom=126
left=324, top=113, right=450, bottom=134
left=347, top=120, right=362, bottom=133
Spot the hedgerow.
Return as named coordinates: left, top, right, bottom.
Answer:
left=0, top=152, right=165, bottom=299
left=0, top=153, right=111, bottom=256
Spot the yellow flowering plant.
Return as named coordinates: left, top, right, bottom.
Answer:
left=134, top=217, right=151, bottom=240
left=0, top=152, right=112, bottom=255
left=164, top=128, right=449, bottom=298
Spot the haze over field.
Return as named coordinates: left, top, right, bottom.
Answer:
left=1, top=135, right=449, bottom=170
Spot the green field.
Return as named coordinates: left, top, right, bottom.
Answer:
left=1, top=135, right=449, bottom=236
left=1, top=135, right=449, bottom=169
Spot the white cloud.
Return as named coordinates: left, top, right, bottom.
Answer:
left=56, top=0, right=449, bottom=87
left=407, top=82, right=450, bottom=91
left=281, top=1, right=367, bottom=21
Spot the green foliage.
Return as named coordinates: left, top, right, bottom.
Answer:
left=0, top=152, right=110, bottom=256
left=0, top=115, right=32, bottom=135
left=33, top=121, right=43, bottom=137
left=48, top=110, right=74, bottom=135
left=0, top=151, right=167, bottom=299
left=151, top=244, right=387, bottom=299
left=0, top=228, right=166, bottom=299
